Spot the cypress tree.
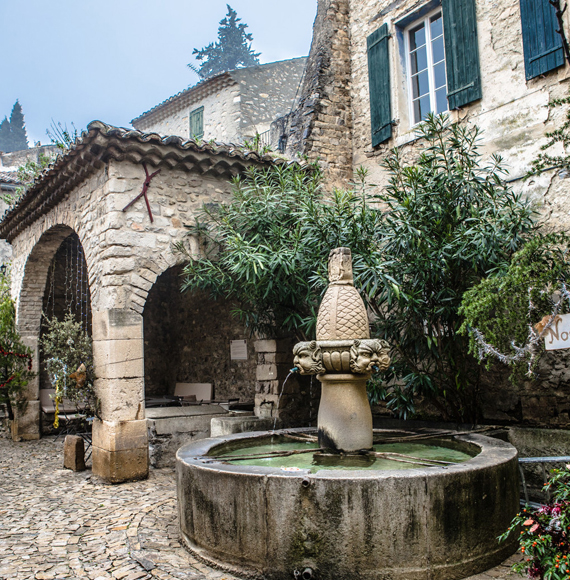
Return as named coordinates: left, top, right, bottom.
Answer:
left=9, top=101, right=28, bottom=151
left=0, top=118, right=11, bottom=153
left=189, top=5, right=261, bottom=79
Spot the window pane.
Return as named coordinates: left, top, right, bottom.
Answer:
left=409, top=23, right=426, bottom=51
left=430, top=14, right=443, bottom=39
left=413, top=95, right=431, bottom=123
left=432, top=36, right=445, bottom=64
left=434, top=61, right=446, bottom=89
left=435, top=87, right=448, bottom=114
left=412, top=70, right=429, bottom=99
left=410, top=46, right=428, bottom=74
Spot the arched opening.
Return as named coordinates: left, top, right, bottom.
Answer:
left=143, top=265, right=256, bottom=401
left=38, top=232, right=92, bottom=433
left=143, top=265, right=257, bottom=465
left=14, top=225, right=93, bottom=439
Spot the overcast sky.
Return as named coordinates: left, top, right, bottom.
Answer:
left=0, top=1, right=317, bottom=146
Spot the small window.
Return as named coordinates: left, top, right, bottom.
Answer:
left=406, top=10, right=447, bottom=125
left=189, top=106, right=204, bottom=139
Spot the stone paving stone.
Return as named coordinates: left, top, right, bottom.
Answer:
left=0, top=436, right=522, bottom=580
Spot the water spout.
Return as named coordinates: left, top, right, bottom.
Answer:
left=273, top=371, right=294, bottom=432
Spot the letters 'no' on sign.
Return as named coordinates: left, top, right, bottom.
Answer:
left=544, top=313, right=570, bottom=350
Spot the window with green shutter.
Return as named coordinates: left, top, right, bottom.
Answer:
left=189, top=106, right=204, bottom=139
left=441, top=0, right=482, bottom=109
left=367, top=23, right=392, bottom=146
left=519, top=0, right=564, bottom=80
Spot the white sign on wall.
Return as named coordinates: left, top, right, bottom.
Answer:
left=230, top=339, right=248, bottom=360
left=544, top=314, right=570, bottom=351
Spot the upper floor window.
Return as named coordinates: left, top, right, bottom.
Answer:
left=367, top=0, right=482, bottom=147
left=406, top=10, right=447, bottom=125
left=189, top=106, right=204, bottom=140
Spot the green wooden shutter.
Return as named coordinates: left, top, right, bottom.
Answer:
left=189, top=107, right=204, bottom=139
left=519, top=0, right=564, bottom=80
left=442, top=0, right=482, bottom=109
left=367, top=23, right=392, bottom=146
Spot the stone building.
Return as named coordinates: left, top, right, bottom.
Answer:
left=131, top=58, right=307, bottom=149
left=286, top=0, right=570, bottom=226
left=281, top=0, right=570, bottom=431
left=0, top=121, right=311, bottom=481
left=0, top=145, right=59, bottom=265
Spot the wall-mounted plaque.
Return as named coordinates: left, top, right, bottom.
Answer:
left=230, top=339, right=248, bottom=360
left=544, top=313, right=570, bottom=350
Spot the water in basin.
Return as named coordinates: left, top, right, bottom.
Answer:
left=219, top=440, right=475, bottom=472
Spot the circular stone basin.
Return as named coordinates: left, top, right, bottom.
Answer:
left=176, top=428, right=519, bottom=580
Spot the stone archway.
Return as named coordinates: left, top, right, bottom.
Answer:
left=14, top=225, right=89, bottom=439
left=143, top=265, right=257, bottom=402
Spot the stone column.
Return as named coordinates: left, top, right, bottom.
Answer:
left=91, top=308, right=148, bottom=483
left=11, top=334, right=40, bottom=441
left=254, top=338, right=297, bottom=422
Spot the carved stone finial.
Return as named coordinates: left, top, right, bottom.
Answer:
left=328, top=247, right=353, bottom=285
left=317, top=247, right=369, bottom=340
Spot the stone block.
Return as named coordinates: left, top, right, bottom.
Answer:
left=210, top=415, right=270, bottom=437
left=12, top=400, right=40, bottom=441
left=63, top=435, right=86, bottom=471
left=92, top=309, right=143, bottom=341
left=254, top=339, right=276, bottom=353
left=256, top=364, right=278, bottom=381
left=92, top=446, right=149, bottom=483
left=92, top=338, right=144, bottom=379
left=254, top=339, right=292, bottom=353
left=96, top=379, right=144, bottom=422
left=92, top=418, right=148, bottom=452
left=101, top=258, right=136, bottom=276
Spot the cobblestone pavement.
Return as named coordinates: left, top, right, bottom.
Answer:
left=0, top=437, right=521, bottom=580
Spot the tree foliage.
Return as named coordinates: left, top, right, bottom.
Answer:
left=40, top=312, right=97, bottom=421
left=178, top=163, right=384, bottom=341
left=368, top=114, right=537, bottom=421
left=0, top=269, right=34, bottom=421
left=0, top=101, right=29, bottom=153
left=189, top=5, right=261, bottom=79
left=180, top=115, right=537, bottom=421
left=460, top=234, right=570, bottom=382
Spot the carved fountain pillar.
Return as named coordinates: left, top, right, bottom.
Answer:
left=293, top=248, right=390, bottom=452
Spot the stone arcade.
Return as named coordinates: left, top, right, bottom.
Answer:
left=0, top=121, right=296, bottom=482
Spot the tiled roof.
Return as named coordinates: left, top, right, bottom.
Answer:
left=131, top=58, right=307, bottom=129
left=0, top=172, right=20, bottom=185
left=132, top=72, right=236, bottom=128
left=0, top=120, right=281, bottom=242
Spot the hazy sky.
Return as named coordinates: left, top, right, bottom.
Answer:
left=0, top=1, right=317, bottom=145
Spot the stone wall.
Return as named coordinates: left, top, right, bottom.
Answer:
left=143, top=266, right=257, bottom=402
left=234, top=58, right=307, bottom=138
left=283, top=0, right=354, bottom=187
left=135, top=84, right=242, bottom=143
left=346, top=0, right=570, bottom=231
left=0, top=145, right=59, bottom=169
left=133, top=59, right=308, bottom=146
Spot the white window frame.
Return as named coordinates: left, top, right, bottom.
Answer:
left=404, top=8, right=448, bottom=126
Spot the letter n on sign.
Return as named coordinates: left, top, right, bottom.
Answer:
left=545, top=313, right=570, bottom=350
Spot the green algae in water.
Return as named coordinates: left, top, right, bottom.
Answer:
left=220, top=441, right=474, bottom=473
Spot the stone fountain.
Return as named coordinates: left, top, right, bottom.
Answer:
left=293, top=247, right=390, bottom=452
left=176, top=248, right=519, bottom=580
